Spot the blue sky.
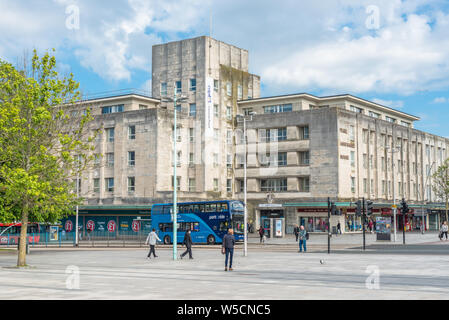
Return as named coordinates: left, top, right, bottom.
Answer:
left=1, top=0, right=449, bottom=137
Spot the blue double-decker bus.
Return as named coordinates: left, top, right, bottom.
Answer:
left=151, top=200, right=245, bottom=245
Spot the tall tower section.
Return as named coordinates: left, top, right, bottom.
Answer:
left=152, top=36, right=260, bottom=199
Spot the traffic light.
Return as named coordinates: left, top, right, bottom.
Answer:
left=356, top=200, right=362, bottom=216
left=366, top=200, right=374, bottom=216
left=401, top=198, right=409, bottom=215
left=331, top=202, right=337, bottom=215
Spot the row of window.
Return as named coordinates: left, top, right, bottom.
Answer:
left=160, top=80, right=250, bottom=100
left=349, top=105, right=411, bottom=127
left=352, top=178, right=432, bottom=199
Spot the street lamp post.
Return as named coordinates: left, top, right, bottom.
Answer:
left=237, top=113, right=253, bottom=257
left=162, top=91, right=187, bottom=261
left=421, top=162, right=436, bottom=234
left=385, top=145, right=401, bottom=242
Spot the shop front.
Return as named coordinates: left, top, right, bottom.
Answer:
left=258, top=204, right=285, bottom=238
left=297, top=208, right=330, bottom=233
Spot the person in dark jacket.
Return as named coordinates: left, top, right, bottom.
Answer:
left=294, top=224, right=300, bottom=242
left=258, top=226, right=264, bottom=243
left=181, top=230, right=193, bottom=259
left=222, top=228, right=235, bottom=271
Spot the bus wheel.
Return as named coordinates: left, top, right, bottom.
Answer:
left=164, top=235, right=171, bottom=245
left=207, top=235, right=215, bottom=245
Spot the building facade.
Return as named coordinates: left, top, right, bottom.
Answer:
left=67, top=36, right=449, bottom=236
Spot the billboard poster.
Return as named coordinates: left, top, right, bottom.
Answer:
left=49, top=226, right=59, bottom=241
left=376, top=217, right=391, bottom=241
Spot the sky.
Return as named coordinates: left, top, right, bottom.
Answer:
left=1, top=0, right=449, bottom=138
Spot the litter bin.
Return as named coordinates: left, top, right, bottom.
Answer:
left=17, top=238, right=30, bottom=255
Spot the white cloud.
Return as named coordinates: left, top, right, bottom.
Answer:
left=433, top=97, right=447, bottom=103
left=372, top=98, right=404, bottom=109
left=261, top=11, right=449, bottom=95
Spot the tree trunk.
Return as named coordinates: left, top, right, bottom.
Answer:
left=17, top=205, right=29, bottom=267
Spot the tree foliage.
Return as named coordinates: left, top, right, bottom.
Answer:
left=0, top=50, right=97, bottom=266
left=432, top=158, right=449, bottom=222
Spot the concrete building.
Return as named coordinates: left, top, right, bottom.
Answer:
left=67, top=36, right=449, bottom=237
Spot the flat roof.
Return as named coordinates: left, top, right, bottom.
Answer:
left=238, top=93, right=420, bottom=121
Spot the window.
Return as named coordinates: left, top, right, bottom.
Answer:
left=262, top=128, right=287, bottom=142
left=299, top=151, right=310, bottom=166
left=350, top=105, right=364, bottom=114
left=226, top=82, right=232, bottom=96
left=363, top=154, right=368, bottom=169
left=173, top=126, right=181, bottom=142
left=243, top=108, right=253, bottom=116
left=171, top=176, right=181, bottom=192
left=189, top=128, right=195, bottom=142
left=227, top=154, right=232, bottom=168
left=382, top=180, right=386, bottom=195
left=74, top=178, right=81, bottom=194
left=93, top=178, right=100, bottom=193
left=351, top=177, right=356, bottom=193
left=369, top=111, right=380, bottom=119
left=106, top=153, right=114, bottom=167
left=175, top=105, right=181, bottom=113
left=128, top=151, right=135, bottom=167
left=94, top=154, right=101, bottom=166
left=226, top=106, right=232, bottom=120
left=177, top=151, right=182, bottom=167
left=350, top=151, right=355, bottom=167
left=227, top=130, right=232, bottom=144
left=401, top=121, right=410, bottom=127
left=213, top=179, right=219, bottom=192
left=261, top=179, right=287, bottom=192
left=264, top=104, right=293, bottom=113
left=227, top=179, right=232, bottom=193
left=214, top=80, right=219, bottom=91
left=299, top=126, right=309, bottom=140
left=237, top=154, right=244, bottom=168
left=190, top=79, right=196, bottom=92
left=386, top=116, right=396, bottom=123
left=237, top=85, right=242, bottom=100
left=381, top=157, right=385, bottom=171
left=349, top=125, right=355, bottom=141
left=139, top=104, right=148, bottom=110
left=363, top=178, right=368, bottom=193
left=161, top=83, right=167, bottom=96
left=128, top=126, right=136, bottom=140
left=261, top=152, right=287, bottom=166
left=370, top=155, right=374, bottom=169
left=188, top=178, right=196, bottom=192
left=106, top=128, right=115, bottom=142
left=362, top=130, right=368, bottom=143
left=102, top=105, right=124, bottom=114
left=105, top=178, right=114, bottom=193
left=189, top=153, right=194, bottom=166
left=176, top=81, right=182, bottom=94
left=128, top=177, right=135, bottom=193
left=189, top=104, right=196, bottom=117
left=214, top=104, right=219, bottom=117
left=299, top=177, right=310, bottom=192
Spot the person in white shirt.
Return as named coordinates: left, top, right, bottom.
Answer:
left=145, top=228, right=161, bottom=258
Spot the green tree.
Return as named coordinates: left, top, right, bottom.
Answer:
left=432, top=158, right=449, bottom=224
left=0, top=50, right=97, bottom=267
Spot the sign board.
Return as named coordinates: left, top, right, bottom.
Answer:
left=275, top=219, right=283, bottom=237
left=132, top=220, right=141, bottom=232
left=260, top=204, right=283, bottom=208
left=86, top=220, right=95, bottom=231
left=65, top=220, right=73, bottom=232
left=49, top=226, right=59, bottom=241
left=376, top=217, right=391, bottom=241
left=107, top=220, right=116, bottom=232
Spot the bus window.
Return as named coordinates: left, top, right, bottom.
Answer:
left=163, top=206, right=171, bottom=214
left=207, top=203, right=216, bottom=212
left=198, top=204, right=205, bottom=213
left=218, top=203, right=228, bottom=212
left=152, top=206, right=163, bottom=214
left=159, top=223, right=173, bottom=232
left=193, top=222, right=200, bottom=232
left=185, top=205, right=193, bottom=213
left=193, top=204, right=200, bottom=213
left=220, top=221, right=230, bottom=231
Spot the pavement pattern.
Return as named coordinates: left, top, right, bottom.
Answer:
left=1, top=239, right=449, bottom=300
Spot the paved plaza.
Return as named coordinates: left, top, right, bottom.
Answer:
left=1, top=234, right=449, bottom=300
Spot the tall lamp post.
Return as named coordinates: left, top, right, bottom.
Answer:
left=237, top=113, right=253, bottom=257
left=162, top=92, right=188, bottom=261
left=421, top=162, right=436, bottom=234
left=385, top=144, right=401, bottom=242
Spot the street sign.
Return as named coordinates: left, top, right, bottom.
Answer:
left=65, top=220, right=73, bottom=232
left=107, top=220, right=116, bottom=232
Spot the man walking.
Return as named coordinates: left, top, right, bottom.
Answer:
left=440, top=221, right=448, bottom=241
left=298, top=226, right=307, bottom=253
left=222, top=228, right=235, bottom=271
left=181, top=230, right=193, bottom=259
left=337, top=222, right=341, bottom=235
left=258, top=226, right=264, bottom=244
left=145, top=228, right=161, bottom=259
left=294, top=224, right=300, bottom=242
